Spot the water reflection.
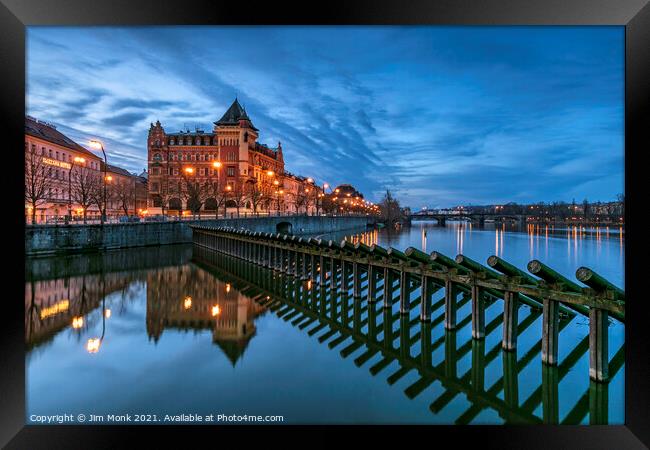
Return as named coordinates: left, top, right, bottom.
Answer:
left=25, top=229, right=624, bottom=424
left=146, top=264, right=265, bottom=364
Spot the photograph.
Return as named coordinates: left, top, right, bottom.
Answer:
left=21, top=24, right=628, bottom=427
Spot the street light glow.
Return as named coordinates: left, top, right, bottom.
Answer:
left=86, top=338, right=101, bottom=353
left=184, top=167, right=194, bottom=174
left=88, top=140, right=103, bottom=150
left=267, top=170, right=274, bottom=176
left=212, top=161, right=222, bottom=168
left=74, top=156, right=85, bottom=163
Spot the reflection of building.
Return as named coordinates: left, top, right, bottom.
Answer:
left=25, top=272, right=140, bottom=348
left=146, top=264, right=266, bottom=365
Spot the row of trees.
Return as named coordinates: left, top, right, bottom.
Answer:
left=155, top=167, right=322, bottom=217
left=465, top=195, right=625, bottom=221
left=25, top=148, right=141, bottom=224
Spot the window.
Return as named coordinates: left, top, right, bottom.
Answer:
left=170, top=138, right=175, bottom=145
left=151, top=182, right=159, bottom=192
left=48, top=149, right=52, bottom=157
left=227, top=167, right=235, bottom=177
left=195, top=153, right=200, bottom=161
left=153, top=153, right=162, bottom=162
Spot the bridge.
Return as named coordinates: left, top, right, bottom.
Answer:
left=409, top=211, right=526, bottom=227
left=190, top=239, right=624, bottom=424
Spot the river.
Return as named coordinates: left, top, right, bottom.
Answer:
left=25, top=221, right=624, bottom=424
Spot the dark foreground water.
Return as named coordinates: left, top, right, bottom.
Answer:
left=25, top=221, right=624, bottom=424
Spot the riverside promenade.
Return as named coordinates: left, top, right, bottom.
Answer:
left=25, top=215, right=371, bottom=256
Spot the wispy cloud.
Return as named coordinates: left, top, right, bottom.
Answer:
left=26, top=26, right=624, bottom=207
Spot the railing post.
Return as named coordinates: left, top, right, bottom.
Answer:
left=420, top=275, right=432, bottom=321
left=541, top=298, right=559, bottom=365
left=471, top=284, right=485, bottom=339
left=444, top=280, right=457, bottom=330
left=367, top=264, right=377, bottom=303
left=319, top=254, right=325, bottom=284
left=383, top=267, right=394, bottom=309
left=399, top=270, right=409, bottom=314
left=589, top=307, right=609, bottom=382
left=502, top=291, right=519, bottom=351
left=330, top=257, right=337, bottom=290
left=301, top=251, right=308, bottom=281
left=341, top=260, right=349, bottom=294
left=352, top=262, right=361, bottom=298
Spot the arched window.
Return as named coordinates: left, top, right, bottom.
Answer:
left=169, top=138, right=175, bottom=145
left=195, top=153, right=200, bottom=161
left=196, top=137, right=201, bottom=145
left=153, top=153, right=162, bottom=162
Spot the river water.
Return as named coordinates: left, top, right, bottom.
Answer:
left=25, top=221, right=624, bottom=424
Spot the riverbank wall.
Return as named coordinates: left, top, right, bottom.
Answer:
left=25, top=215, right=371, bottom=257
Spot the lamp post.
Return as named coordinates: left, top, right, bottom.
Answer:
left=67, top=156, right=85, bottom=223
left=89, top=140, right=108, bottom=223
left=212, top=161, right=222, bottom=218
left=225, top=184, right=233, bottom=217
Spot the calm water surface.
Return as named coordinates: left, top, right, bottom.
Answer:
left=26, top=222, right=624, bottom=424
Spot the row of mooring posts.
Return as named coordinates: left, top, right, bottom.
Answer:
left=190, top=225, right=625, bottom=382
left=192, top=245, right=624, bottom=424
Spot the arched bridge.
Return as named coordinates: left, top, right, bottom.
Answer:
left=409, top=212, right=527, bottom=227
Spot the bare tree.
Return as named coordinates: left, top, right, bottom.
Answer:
left=72, top=166, right=100, bottom=223
left=24, top=146, right=53, bottom=224
left=113, top=180, right=135, bottom=216
left=245, top=180, right=271, bottom=214
left=229, top=183, right=248, bottom=216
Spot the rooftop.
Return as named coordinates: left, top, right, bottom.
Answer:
left=25, top=116, right=100, bottom=160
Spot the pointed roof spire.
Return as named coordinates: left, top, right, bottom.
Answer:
left=214, top=98, right=258, bottom=131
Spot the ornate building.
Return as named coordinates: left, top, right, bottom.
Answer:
left=146, top=98, right=320, bottom=215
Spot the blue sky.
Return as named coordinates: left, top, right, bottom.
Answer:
left=26, top=26, right=624, bottom=208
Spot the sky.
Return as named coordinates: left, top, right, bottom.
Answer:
left=26, top=26, right=624, bottom=209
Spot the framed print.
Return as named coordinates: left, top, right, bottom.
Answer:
left=1, top=0, right=648, bottom=448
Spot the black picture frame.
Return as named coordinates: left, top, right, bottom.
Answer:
left=1, top=0, right=648, bottom=448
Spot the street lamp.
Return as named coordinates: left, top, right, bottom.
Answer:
left=89, top=140, right=108, bottom=223
left=67, top=156, right=85, bottom=223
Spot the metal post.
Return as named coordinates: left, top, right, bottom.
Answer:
left=502, top=291, right=519, bottom=351
left=589, top=308, right=609, bottom=382
left=352, top=262, right=361, bottom=298
left=367, top=264, right=377, bottom=303
left=471, top=284, right=485, bottom=339
left=541, top=298, right=559, bottom=365
left=399, top=270, right=409, bottom=314
left=420, top=275, right=432, bottom=321
left=383, top=267, right=394, bottom=309
left=444, top=280, right=457, bottom=330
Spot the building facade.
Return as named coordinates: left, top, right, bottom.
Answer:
left=25, top=116, right=150, bottom=223
left=25, top=116, right=104, bottom=223
left=146, top=98, right=320, bottom=215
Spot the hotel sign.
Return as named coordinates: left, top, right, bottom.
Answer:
left=42, top=157, right=72, bottom=170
